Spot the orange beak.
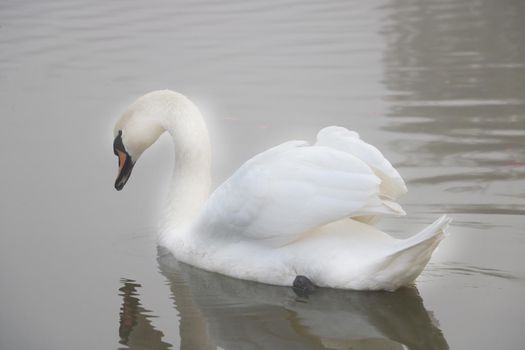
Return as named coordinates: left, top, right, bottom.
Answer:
left=117, top=150, right=127, bottom=173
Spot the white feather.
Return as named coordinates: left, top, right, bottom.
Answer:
left=201, top=141, right=405, bottom=246
left=316, top=126, right=408, bottom=200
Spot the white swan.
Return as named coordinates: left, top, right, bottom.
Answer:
left=113, top=90, right=451, bottom=291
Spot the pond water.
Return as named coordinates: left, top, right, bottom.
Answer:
left=1, top=0, right=524, bottom=349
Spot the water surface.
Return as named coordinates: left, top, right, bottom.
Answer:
left=1, top=0, right=524, bottom=349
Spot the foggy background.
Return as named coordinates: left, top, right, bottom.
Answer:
left=1, top=0, right=524, bottom=349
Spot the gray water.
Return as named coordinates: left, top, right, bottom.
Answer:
left=1, top=0, right=524, bottom=349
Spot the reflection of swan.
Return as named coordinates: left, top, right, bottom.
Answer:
left=118, top=279, right=172, bottom=350
left=117, top=249, right=446, bottom=350
left=113, top=90, right=451, bottom=290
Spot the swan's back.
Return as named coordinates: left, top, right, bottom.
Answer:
left=200, top=135, right=406, bottom=247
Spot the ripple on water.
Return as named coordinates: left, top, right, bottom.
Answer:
left=424, top=262, right=521, bottom=282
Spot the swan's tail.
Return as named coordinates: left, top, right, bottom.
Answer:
left=372, top=215, right=452, bottom=290
left=396, top=215, right=452, bottom=252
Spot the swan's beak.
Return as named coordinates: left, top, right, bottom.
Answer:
left=114, top=150, right=134, bottom=191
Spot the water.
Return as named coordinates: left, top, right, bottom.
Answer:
left=0, top=0, right=524, bottom=349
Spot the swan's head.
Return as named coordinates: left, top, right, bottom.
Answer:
left=113, top=90, right=209, bottom=191
left=112, top=92, right=170, bottom=190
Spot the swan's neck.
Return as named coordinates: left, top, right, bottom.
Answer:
left=160, top=96, right=211, bottom=240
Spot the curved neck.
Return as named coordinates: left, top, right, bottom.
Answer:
left=159, top=95, right=212, bottom=241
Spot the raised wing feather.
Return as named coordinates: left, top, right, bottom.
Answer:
left=316, top=126, right=407, bottom=199
left=201, top=140, right=404, bottom=246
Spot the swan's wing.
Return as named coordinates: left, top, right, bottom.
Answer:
left=200, top=140, right=405, bottom=246
left=316, top=126, right=407, bottom=199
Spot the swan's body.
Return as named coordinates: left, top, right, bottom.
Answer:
left=113, top=90, right=451, bottom=291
